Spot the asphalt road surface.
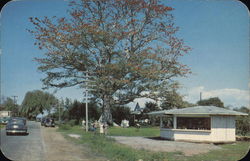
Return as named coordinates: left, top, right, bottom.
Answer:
left=0, top=121, right=46, bottom=161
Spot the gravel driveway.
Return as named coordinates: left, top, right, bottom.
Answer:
left=110, top=136, right=222, bottom=156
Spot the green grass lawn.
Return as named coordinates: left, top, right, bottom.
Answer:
left=181, top=142, right=249, bottom=161
left=58, top=125, right=250, bottom=161
left=0, top=124, right=5, bottom=129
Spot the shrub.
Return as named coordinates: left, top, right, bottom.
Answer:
left=68, top=119, right=78, bottom=126
left=236, top=117, right=250, bottom=136
left=59, top=124, right=71, bottom=130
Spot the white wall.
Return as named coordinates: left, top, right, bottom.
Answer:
left=0, top=111, right=11, bottom=117
left=161, top=128, right=211, bottom=142
left=160, top=115, right=236, bottom=142
left=211, top=115, right=235, bottom=142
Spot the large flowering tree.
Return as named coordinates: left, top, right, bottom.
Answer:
left=28, top=0, right=191, bottom=124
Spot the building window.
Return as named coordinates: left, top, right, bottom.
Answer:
left=177, top=117, right=211, bottom=130
left=161, top=117, right=173, bottom=128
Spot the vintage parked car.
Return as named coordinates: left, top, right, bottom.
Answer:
left=41, top=117, right=46, bottom=126
left=0, top=117, right=10, bottom=124
left=6, top=117, right=28, bottom=135
left=36, top=117, right=41, bottom=122
left=44, top=118, right=55, bottom=127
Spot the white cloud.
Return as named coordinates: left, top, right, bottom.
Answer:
left=183, top=86, right=250, bottom=108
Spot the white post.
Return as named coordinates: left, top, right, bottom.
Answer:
left=173, top=115, right=177, bottom=129
left=160, top=116, right=163, bottom=128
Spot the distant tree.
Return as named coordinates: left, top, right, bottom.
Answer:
left=141, top=102, right=159, bottom=125
left=50, top=99, right=64, bottom=121
left=64, top=97, right=72, bottom=110
left=160, top=88, right=193, bottom=110
left=197, top=97, right=224, bottom=108
left=1, top=97, right=19, bottom=116
left=68, top=100, right=84, bottom=123
left=59, top=97, right=72, bottom=121
left=143, top=102, right=159, bottom=113
left=237, top=106, right=250, bottom=113
left=68, top=100, right=101, bottom=124
left=20, top=90, right=58, bottom=119
left=111, top=105, right=131, bottom=124
left=234, top=106, right=250, bottom=136
left=28, top=0, right=191, bottom=124
left=89, top=102, right=102, bottom=121
left=2, top=97, right=15, bottom=110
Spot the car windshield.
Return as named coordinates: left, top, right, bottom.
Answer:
left=46, top=118, right=53, bottom=122
left=10, top=119, right=24, bottom=125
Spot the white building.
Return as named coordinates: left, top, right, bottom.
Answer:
left=0, top=111, right=12, bottom=117
left=148, top=106, right=248, bottom=143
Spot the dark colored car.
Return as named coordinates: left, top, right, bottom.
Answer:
left=45, top=118, right=55, bottom=127
left=41, top=117, right=46, bottom=126
left=6, top=117, right=28, bottom=135
left=44, top=118, right=55, bottom=127
left=0, top=117, right=10, bottom=124
left=36, top=117, right=41, bottom=122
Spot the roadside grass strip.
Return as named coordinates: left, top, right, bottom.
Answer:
left=58, top=125, right=250, bottom=161
left=0, top=124, right=5, bottom=129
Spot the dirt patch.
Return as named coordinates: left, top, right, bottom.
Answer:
left=236, top=136, right=250, bottom=142
left=41, top=127, right=106, bottom=161
left=110, top=136, right=222, bottom=156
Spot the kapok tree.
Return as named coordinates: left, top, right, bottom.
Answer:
left=28, top=0, right=191, bottom=124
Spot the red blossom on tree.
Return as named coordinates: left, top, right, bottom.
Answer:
left=28, top=0, right=191, bottom=124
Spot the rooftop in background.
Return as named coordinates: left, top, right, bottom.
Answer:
left=148, top=106, right=248, bottom=116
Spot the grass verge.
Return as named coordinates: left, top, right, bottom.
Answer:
left=57, top=125, right=250, bottom=161
left=0, top=124, right=5, bottom=129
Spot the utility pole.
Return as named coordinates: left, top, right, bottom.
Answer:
left=58, top=101, right=61, bottom=124
left=85, top=71, right=90, bottom=132
left=12, top=96, right=18, bottom=104
left=0, top=49, right=2, bottom=105
left=84, top=71, right=96, bottom=132
left=200, top=92, right=202, bottom=101
left=12, top=95, right=18, bottom=116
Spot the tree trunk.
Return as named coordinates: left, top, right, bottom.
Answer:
left=101, top=95, right=113, bottom=124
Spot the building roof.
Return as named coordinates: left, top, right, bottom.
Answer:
left=148, top=106, right=248, bottom=116
left=131, top=103, right=143, bottom=115
left=134, top=103, right=142, bottom=112
left=131, top=111, right=142, bottom=115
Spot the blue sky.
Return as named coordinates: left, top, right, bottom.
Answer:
left=0, top=0, right=249, bottom=109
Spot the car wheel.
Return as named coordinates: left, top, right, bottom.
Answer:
left=6, top=132, right=9, bottom=135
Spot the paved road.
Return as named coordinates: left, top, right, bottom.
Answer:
left=0, top=121, right=46, bottom=161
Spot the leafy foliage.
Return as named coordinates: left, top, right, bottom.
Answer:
left=234, top=106, right=250, bottom=136
left=1, top=97, right=19, bottom=116
left=111, top=105, right=131, bottom=124
left=159, top=88, right=195, bottom=109
left=20, top=90, right=58, bottom=119
left=197, top=97, right=224, bottom=108
left=62, top=99, right=101, bottom=125
left=143, top=102, right=159, bottom=113
left=28, top=0, right=191, bottom=123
